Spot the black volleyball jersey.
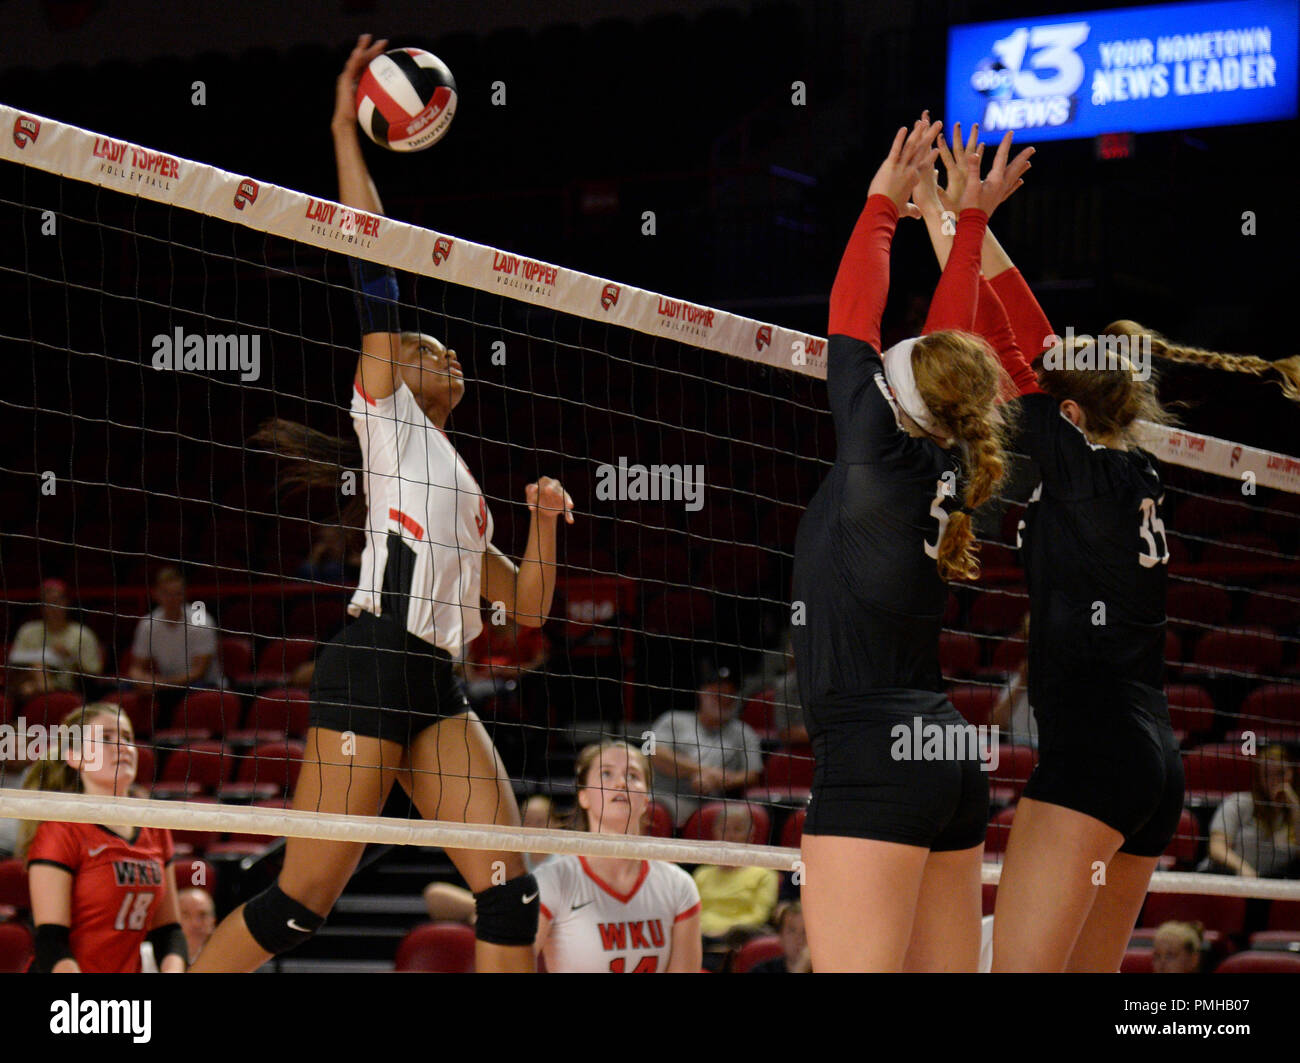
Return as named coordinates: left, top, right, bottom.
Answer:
left=1015, top=391, right=1169, bottom=706
left=791, top=335, right=963, bottom=705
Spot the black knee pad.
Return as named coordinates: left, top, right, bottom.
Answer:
left=473, top=873, right=539, bottom=947
left=243, top=883, right=326, bottom=956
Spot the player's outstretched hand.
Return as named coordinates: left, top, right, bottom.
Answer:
left=868, top=111, right=943, bottom=214
left=935, top=121, right=984, bottom=213
left=956, top=130, right=1034, bottom=218
left=526, top=477, right=575, bottom=524
left=333, top=33, right=389, bottom=132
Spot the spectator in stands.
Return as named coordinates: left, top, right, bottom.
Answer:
left=294, top=526, right=358, bottom=584
left=177, top=888, right=216, bottom=962
left=1203, top=743, right=1300, bottom=878
left=1151, top=920, right=1204, bottom=973
left=8, top=578, right=104, bottom=702
left=650, top=670, right=764, bottom=827
left=991, top=615, right=1037, bottom=747
left=20, top=702, right=186, bottom=972
left=692, top=806, right=779, bottom=941
left=742, top=632, right=805, bottom=744
left=421, top=795, right=561, bottom=924
left=748, top=900, right=811, bottom=973
left=126, top=567, right=223, bottom=690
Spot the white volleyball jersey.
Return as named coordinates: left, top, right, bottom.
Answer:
left=535, top=856, right=701, bottom=973
left=348, top=379, right=493, bottom=657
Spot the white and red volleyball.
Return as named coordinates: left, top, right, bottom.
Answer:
left=355, top=48, right=457, bottom=152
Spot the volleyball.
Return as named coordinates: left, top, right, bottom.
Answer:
left=354, top=47, right=457, bottom=152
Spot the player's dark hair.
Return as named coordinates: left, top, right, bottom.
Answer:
left=249, top=419, right=366, bottom=530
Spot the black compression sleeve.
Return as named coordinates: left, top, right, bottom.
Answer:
left=33, top=923, right=73, bottom=972
left=146, top=923, right=189, bottom=966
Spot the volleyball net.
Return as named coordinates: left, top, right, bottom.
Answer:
left=1, top=105, right=1299, bottom=910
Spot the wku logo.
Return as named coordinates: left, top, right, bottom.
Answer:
left=233, top=179, right=258, bottom=211
left=475, top=496, right=487, bottom=538
left=12, top=115, right=39, bottom=149
left=755, top=325, right=772, bottom=351
left=600, top=283, right=620, bottom=311
left=597, top=919, right=666, bottom=951
left=432, top=236, right=454, bottom=265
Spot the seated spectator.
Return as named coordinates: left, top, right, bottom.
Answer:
left=692, top=806, right=779, bottom=941
left=1151, top=920, right=1204, bottom=973
left=421, top=795, right=561, bottom=924
left=294, top=526, right=358, bottom=584
left=748, top=900, right=811, bottom=973
left=177, top=888, right=216, bottom=962
left=8, top=579, right=104, bottom=701
left=744, top=632, right=805, bottom=744
left=1202, top=742, right=1300, bottom=878
left=650, top=669, right=763, bottom=827
left=127, top=567, right=223, bottom=690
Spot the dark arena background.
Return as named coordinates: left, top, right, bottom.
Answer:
left=0, top=0, right=1298, bottom=1037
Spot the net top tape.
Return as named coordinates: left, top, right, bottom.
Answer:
left=3, top=104, right=1298, bottom=494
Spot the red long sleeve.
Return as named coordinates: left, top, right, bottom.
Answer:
left=989, top=268, right=1055, bottom=361
left=828, top=194, right=898, bottom=350
left=922, top=208, right=987, bottom=334
left=975, top=277, right=1041, bottom=397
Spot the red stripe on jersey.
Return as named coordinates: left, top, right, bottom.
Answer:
left=579, top=857, right=649, bottom=904
left=674, top=901, right=701, bottom=923
left=354, top=378, right=377, bottom=406
left=539, top=902, right=553, bottom=920
left=389, top=508, right=424, bottom=540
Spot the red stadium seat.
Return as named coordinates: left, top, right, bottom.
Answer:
left=0, top=923, right=33, bottom=973
left=254, top=638, right=317, bottom=682
left=132, top=743, right=157, bottom=788
left=22, top=691, right=83, bottom=728
left=172, top=857, right=216, bottom=893
left=644, top=801, right=674, bottom=839
left=235, top=740, right=305, bottom=793
left=1120, top=948, right=1153, bottom=973
left=732, top=935, right=783, bottom=973
left=1246, top=930, right=1300, bottom=951
left=989, top=637, right=1027, bottom=675
left=217, top=598, right=282, bottom=642
left=1216, top=951, right=1300, bottom=973
left=159, top=740, right=233, bottom=793
left=1141, top=892, right=1247, bottom=935
left=740, top=690, right=775, bottom=735
left=1174, top=495, right=1255, bottom=537
left=1200, top=533, right=1279, bottom=567
left=1242, top=583, right=1300, bottom=628
left=780, top=807, right=806, bottom=850
left=219, top=636, right=255, bottom=683
left=982, top=882, right=997, bottom=916
left=1190, top=629, right=1284, bottom=677
left=989, top=744, right=1037, bottom=805
left=243, top=688, right=310, bottom=738
left=985, top=804, right=1018, bottom=857
left=0, top=859, right=30, bottom=909
left=1239, top=684, right=1300, bottom=731
left=763, top=747, right=814, bottom=791
left=1267, top=900, right=1300, bottom=930
left=285, top=597, right=348, bottom=640
left=1182, top=743, right=1255, bottom=799
left=682, top=801, right=770, bottom=845
left=1164, top=809, right=1201, bottom=869
left=967, top=592, right=1029, bottom=635
left=154, top=689, right=241, bottom=744
left=949, top=683, right=998, bottom=727
left=939, top=631, right=980, bottom=677
left=100, top=689, right=154, bottom=740
left=395, top=922, right=476, bottom=973
left=1165, top=684, right=1216, bottom=744
left=1166, top=583, right=1233, bottom=628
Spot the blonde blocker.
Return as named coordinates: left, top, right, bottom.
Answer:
left=569, top=740, right=652, bottom=833
left=910, top=331, right=1014, bottom=582
left=15, top=702, right=132, bottom=859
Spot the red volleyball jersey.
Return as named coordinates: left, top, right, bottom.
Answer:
left=27, top=821, right=175, bottom=973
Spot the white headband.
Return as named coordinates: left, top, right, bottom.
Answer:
left=882, top=337, right=941, bottom=436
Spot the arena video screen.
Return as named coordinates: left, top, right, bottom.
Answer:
left=945, top=0, right=1300, bottom=141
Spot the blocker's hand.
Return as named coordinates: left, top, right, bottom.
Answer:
left=526, top=477, right=575, bottom=524
left=333, top=33, right=389, bottom=131
left=867, top=111, right=943, bottom=214
left=956, top=130, right=1035, bottom=218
